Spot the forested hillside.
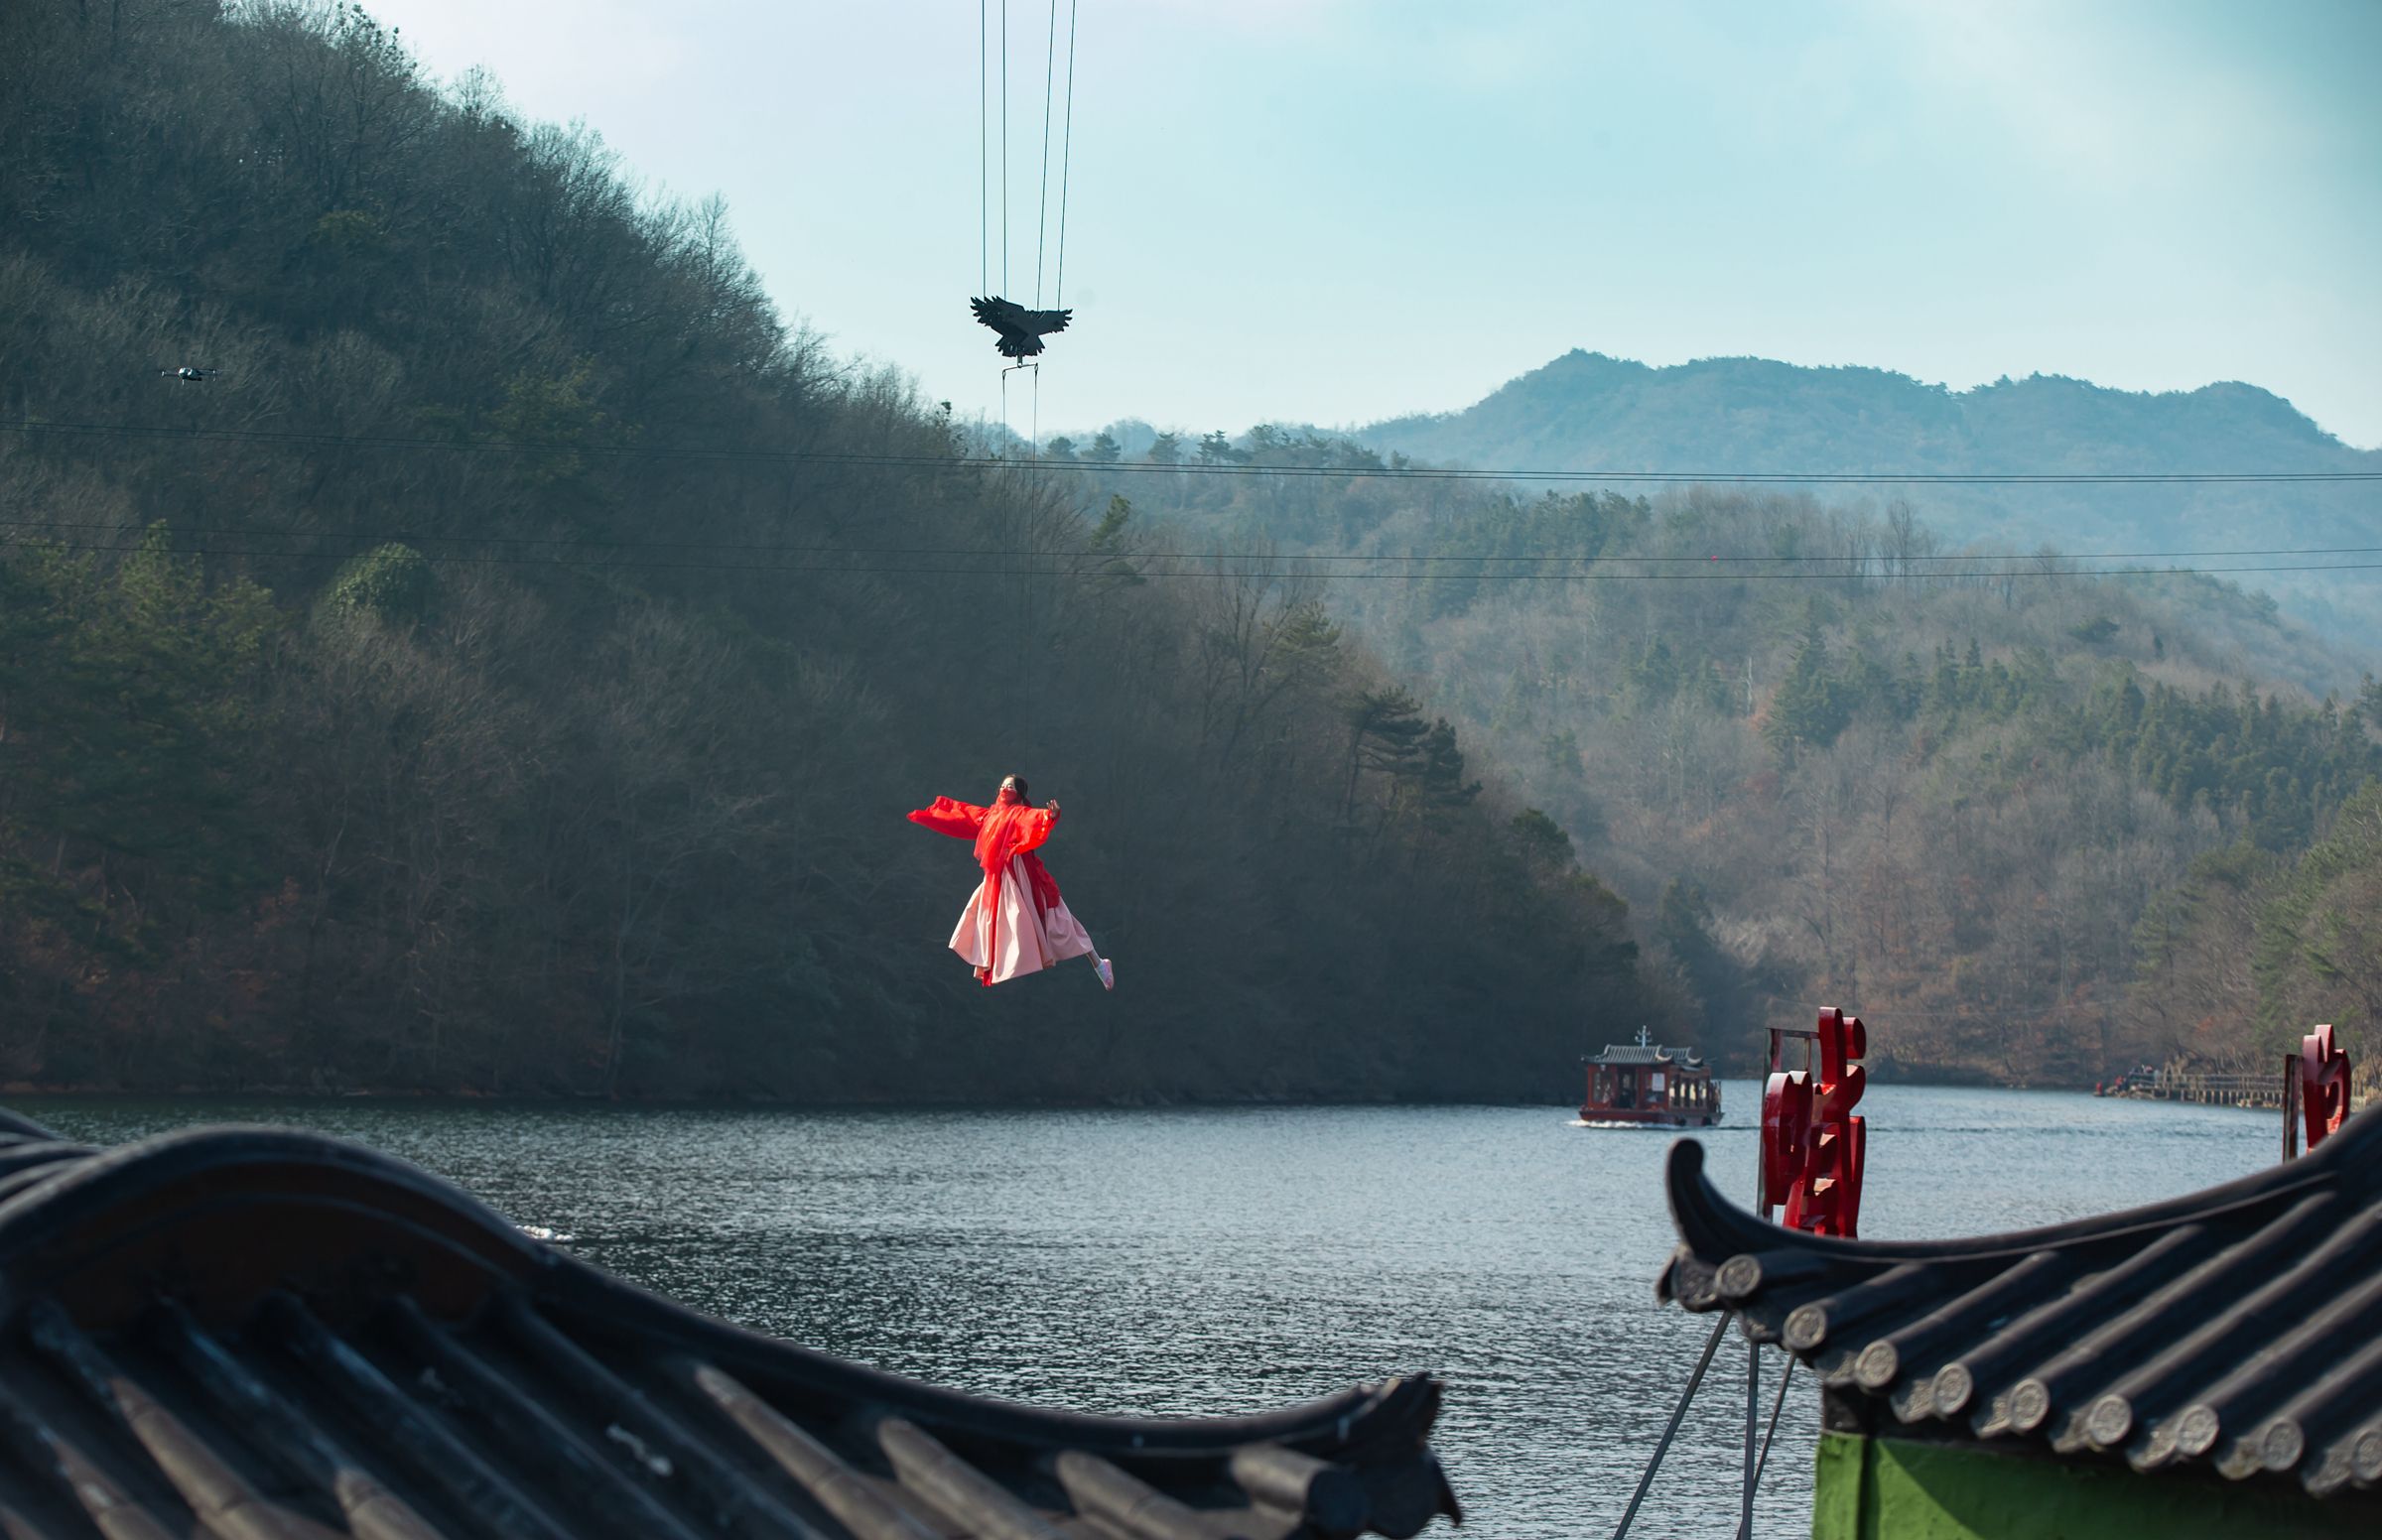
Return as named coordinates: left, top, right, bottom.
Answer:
left=1046, top=429, right=2382, bottom=1084
left=1359, top=351, right=2382, bottom=642
left=0, top=0, right=1679, bottom=1098
left=2127, top=783, right=2382, bottom=1070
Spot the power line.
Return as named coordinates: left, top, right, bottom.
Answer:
left=3, top=418, right=2377, bottom=485
left=2, top=517, right=2375, bottom=567
left=8, top=533, right=2376, bottom=585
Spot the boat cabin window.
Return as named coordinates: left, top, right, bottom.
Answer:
left=1616, top=1069, right=1637, bottom=1109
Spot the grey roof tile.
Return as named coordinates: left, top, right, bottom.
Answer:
left=1655, top=1103, right=2382, bottom=1500
left=0, top=1113, right=1460, bottom=1539
left=1584, top=1045, right=1704, bottom=1067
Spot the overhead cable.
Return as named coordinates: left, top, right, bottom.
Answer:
left=7, top=533, right=2375, bottom=585
left=3, top=419, right=2376, bottom=485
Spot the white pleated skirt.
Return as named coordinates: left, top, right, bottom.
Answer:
left=949, top=856, right=1096, bottom=984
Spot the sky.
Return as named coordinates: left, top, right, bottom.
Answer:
left=353, top=0, right=2382, bottom=449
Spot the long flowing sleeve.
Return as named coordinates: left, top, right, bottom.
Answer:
left=1008, top=806, right=1058, bottom=854
left=907, top=797, right=989, bottom=839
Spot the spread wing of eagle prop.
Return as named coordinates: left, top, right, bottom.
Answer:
left=970, top=296, right=1072, bottom=359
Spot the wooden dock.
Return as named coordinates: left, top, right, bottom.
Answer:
left=2115, top=1066, right=2288, bottom=1108
left=2104, top=1055, right=2377, bottom=1114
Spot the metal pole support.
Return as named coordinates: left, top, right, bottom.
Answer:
left=1610, top=1310, right=1734, bottom=1540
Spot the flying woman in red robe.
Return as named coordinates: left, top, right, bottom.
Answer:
left=909, top=775, right=1114, bottom=990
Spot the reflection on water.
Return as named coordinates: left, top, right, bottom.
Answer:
left=26, top=1086, right=2273, bottom=1538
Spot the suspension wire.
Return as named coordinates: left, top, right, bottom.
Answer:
left=1055, top=0, right=1077, bottom=308
left=1000, top=0, right=1009, bottom=298
left=979, top=0, right=989, bottom=295
left=1028, top=5, right=1060, bottom=667
left=1034, top=0, right=1059, bottom=308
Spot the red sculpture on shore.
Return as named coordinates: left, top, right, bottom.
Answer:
left=1763, top=1008, right=1868, bottom=1238
left=2301, top=1022, right=2351, bottom=1152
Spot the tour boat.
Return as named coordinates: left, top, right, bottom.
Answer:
left=1579, top=1027, right=1720, bottom=1127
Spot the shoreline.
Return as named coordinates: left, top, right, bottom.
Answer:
left=0, top=1079, right=2185, bottom=1112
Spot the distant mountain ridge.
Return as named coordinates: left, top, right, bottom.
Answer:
left=1364, top=350, right=2370, bottom=472
left=1359, top=351, right=2382, bottom=640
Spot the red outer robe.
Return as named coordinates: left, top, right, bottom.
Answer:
left=907, top=791, right=1066, bottom=978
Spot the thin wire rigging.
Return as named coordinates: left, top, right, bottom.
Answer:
left=1054, top=0, right=1078, bottom=309
left=979, top=0, right=990, bottom=296
left=1034, top=0, right=1058, bottom=308
left=1000, top=0, right=1009, bottom=298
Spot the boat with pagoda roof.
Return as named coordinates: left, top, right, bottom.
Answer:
left=1579, top=1026, right=1720, bottom=1127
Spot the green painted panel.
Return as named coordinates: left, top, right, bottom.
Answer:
left=1808, top=1431, right=2375, bottom=1540
left=1811, top=1430, right=1869, bottom=1538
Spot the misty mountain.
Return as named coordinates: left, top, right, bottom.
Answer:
left=1359, top=352, right=2382, bottom=639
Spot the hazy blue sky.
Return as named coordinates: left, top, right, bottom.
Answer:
left=357, top=1, right=2382, bottom=449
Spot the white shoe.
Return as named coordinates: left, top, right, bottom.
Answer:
left=1095, top=957, right=1115, bottom=991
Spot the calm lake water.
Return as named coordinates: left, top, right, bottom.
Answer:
left=22, top=1086, right=2274, bottom=1538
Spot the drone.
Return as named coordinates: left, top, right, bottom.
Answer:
left=968, top=297, right=1071, bottom=362
left=160, top=367, right=219, bottom=383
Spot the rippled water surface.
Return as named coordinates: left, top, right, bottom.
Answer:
left=27, top=1087, right=2275, bottom=1538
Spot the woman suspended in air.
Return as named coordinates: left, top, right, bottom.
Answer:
left=909, top=775, right=1114, bottom=990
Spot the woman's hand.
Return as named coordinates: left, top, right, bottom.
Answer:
left=1045, top=800, right=1061, bottom=815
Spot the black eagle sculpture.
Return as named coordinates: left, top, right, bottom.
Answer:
left=969, top=296, right=1072, bottom=359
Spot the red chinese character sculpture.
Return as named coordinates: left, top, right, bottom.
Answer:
left=1762, top=1008, right=1868, bottom=1237
left=1761, top=1070, right=1809, bottom=1211
left=2301, top=1023, right=2351, bottom=1153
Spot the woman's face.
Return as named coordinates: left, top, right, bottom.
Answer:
left=998, top=777, right=1021, bottom=802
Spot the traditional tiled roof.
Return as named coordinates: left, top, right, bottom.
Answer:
left=1655, top=1103, right=2382, bottom=1500
left=0, top=1108, right=1459, bottom=1539
left=1584, top=1046, right=1702, bottom=1068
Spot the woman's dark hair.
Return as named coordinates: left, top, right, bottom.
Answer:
left=1002, top=774, right=1028, bottom=801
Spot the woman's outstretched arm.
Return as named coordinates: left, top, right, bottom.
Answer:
left=907, top=796, right=989, bottom=838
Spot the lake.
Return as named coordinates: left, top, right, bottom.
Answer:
left=21, top=1085, right=2276, bottom=1538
